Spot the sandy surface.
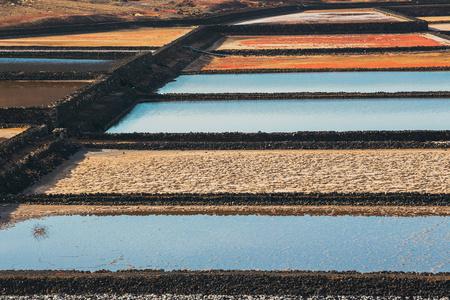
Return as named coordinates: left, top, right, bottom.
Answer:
left=2, top=204, right=448, bottom=230
left=213, top=33, right=450, bottom=51
left=0, top=127, right=27, bottom=141
left=186, top=51, right=450, bottom=71
left=429, top=23, right=450, bottom=31
left=419, top=16, right=450, bottom=23
left=234, top=9, right=406, bottom=25
left=0, top=27, right=195, bottom=47
left=25, top=149, right=450, bottom=194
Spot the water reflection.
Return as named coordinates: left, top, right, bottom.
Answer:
left=157, top=72, right=450, bottom=94
left=107, top=99, right=450, bottom=133
left=0, top=81, right=90, bottom=108
left=0, top=215, right=447, bottom=272
left=0, top=58, right=117, bottom=72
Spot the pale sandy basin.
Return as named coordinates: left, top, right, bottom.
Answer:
left=0, top=27, right=196, bottom=47
left=233, top=9, right=405, bottom=25
left=0, top=127, right=28, bottom=141
left=25, top=149, right=450, bottom=194
left=429, top=23, right=450, bottom=31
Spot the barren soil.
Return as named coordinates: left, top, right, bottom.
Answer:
left=234, top=8, right=406, bottom=25
left=213, top=33, right=450, bottom=50
left=186, top=51, right=450, bottom=71
left=0, top=27, right=196, bottom=47
left=0, top=127, right=27, bottom=142
left=0, top=1, right=412, bottom=29
left=1, top=203, right=449, bottom=230
left=25, top=149, right=450, bottom=195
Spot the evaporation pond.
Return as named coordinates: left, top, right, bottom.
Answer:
left=157, top=72, right=450, bottom=93
left=0, top=215, right=448, bottom=272
left=0, top=81, right=90, bottom=108
left=0, top=58, right=118, bottom=72
left=107, top=99, right=450, bottom=133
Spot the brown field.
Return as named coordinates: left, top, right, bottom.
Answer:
left=234, top=8, right=406, bottom=25
left=213, top=33, right=450, bottom=50
left=429, top=23, right=450, bottom=31
left=0, top=27, right=196, bottom=47
left=186, top=51, right=450, bottom=71
left=0, top=127, right=28, bottom=143
left=0, top=81, right=91, bottom=108
left=26, top=149, right=450, bottom=195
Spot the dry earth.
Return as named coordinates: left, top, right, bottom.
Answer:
left=25, top=149, right=450, bottom=194
left=233, top=8, right=406, bottom=25
left=212, top=33, right=450, bottom=50
left=0, top=1, right=412, bottom=29
left=186, top=51, right=450, bottom=71
left=0, top=27, right=196, bottom=47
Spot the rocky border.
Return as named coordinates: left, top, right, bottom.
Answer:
left=183, top=66, right=450, bottom=74
left=387, top=4, right=450, bottom=17
left=209, top=21, right=427, bottom=36
left=4, top=192, right=450, bottom=206
left=81, top=140, right=450, bottom=151
left=0, top=270, right=448, bottom=296
left=0, top=138, right=80, bottom=195
left=0, top=71, right=100, bottom=80
left=208, top=46, right=450, bottom=56
left=83, top=130, right=450, bottom=143
left=0, top=124, right=48, bottom=160
left=150, top=92, right=450, bottom=101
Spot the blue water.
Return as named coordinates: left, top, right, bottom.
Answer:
left=0, top=215, right=447, bottom=272
left=0, top=58, right=111, bottom=65
left=107, top=99, right=450, bottom=133
left=157, top=72, right=450, bottom=93
left=0, top=57, right=117, bottom=72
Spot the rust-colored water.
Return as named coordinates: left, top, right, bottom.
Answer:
left=0, top=81, right=90, bottom=108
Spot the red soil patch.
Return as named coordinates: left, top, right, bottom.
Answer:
left=190, top=51, right=450, bottom=71
left=215, top=33, right=450, bottom=50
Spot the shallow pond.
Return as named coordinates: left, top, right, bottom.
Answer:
left=0, top=81, right=90, bottom=108
left=0, top=57, right=118, bottom=72
left=0, top=215, right=447, bottom=272
left=107, top=99, right=450, bottom=133
left=157, top=72, right=450, bottom=94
